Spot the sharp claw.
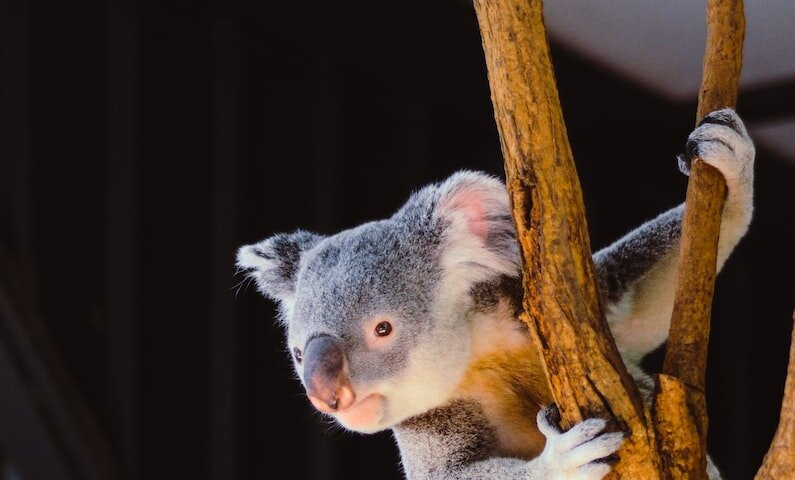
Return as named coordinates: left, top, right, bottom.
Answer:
left=546, top=404, right=561, bottom=425
left=685, top=138, right=699, bottom=159
left=698, top=108, right=743, bottom=135
left=597, top=453, right=620, bottom=466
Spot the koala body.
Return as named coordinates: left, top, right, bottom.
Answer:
left=238, top=109, right=754, bottom=479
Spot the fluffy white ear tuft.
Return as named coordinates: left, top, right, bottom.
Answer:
left=236, top=230, right=324, bottom=303
left=431, top=171, right=520, bottom=282
left=435, top=171, right=509, bottom=241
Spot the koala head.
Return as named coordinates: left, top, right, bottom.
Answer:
left=237, top=171, right=520, bottom=433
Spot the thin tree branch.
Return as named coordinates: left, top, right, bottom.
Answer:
left=663, top=0, right=744, bottom=393
left=653, top=2, right=744, bottom=478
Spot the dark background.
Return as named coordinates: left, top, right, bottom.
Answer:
left=1, top=0, right=793, bottom=479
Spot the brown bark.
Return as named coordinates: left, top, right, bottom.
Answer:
left=695, top=0, right=745, bottom=123
left=755, top=312, right=795, bottom=479
left=652, top=374, right=706, bottom=479
left=472, top=1, right=660, bottom=477
left=654, top=159, right=727, bottom=480
left=663, top=0, right=744, bottom=390
left=655, top=1, right=744, bottom=478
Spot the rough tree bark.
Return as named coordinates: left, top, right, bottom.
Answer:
left=653, top=1, right=744, bottom=478
left=472, top=1, right=660, bottom=478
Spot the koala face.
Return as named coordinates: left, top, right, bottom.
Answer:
left=237, top=171, right=520, bottom=433
left=288, top=220, right=474, bottom=432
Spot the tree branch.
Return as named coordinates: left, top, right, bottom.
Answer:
left=662, top=0, right=744, bottom=393
left=654, top=2, right=744, bottom=478
left=472, top=1, right=660, bottom=476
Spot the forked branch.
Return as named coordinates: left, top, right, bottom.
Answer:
left=473, top=0, right=793, bottom=479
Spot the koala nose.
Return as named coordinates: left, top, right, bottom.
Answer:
left=303, top=335, right=355, bottom=413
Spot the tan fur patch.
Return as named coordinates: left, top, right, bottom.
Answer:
left=453, top=300, right=553, bottom=459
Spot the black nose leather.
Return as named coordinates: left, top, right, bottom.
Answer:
left=303, top=335, right=347, bottom=409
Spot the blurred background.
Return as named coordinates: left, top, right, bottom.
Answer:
left=1, top=0, right=793, bottom=479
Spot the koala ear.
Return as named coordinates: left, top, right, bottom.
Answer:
left=395, top=170, right=520, bottom=280
left=433, top=170, right=513, bottom=242
left=236, top=230, right=324, bottom=303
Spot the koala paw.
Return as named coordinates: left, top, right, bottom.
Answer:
left=536, top=405, right=624, bottom=480
left=677, top=108, right=755, bottom=197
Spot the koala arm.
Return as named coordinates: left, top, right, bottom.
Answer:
left=593, top=109, right=754, bottom=363
left=393, top=401, right=621, bottom=480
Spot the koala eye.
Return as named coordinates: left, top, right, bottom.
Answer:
left=293, top=347, right=303, bottom=364
left=374, top=321, right=392, bottom=337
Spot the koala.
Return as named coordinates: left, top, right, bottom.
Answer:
left=237, top=109, right=754, bottom=480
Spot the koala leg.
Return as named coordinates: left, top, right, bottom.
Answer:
left=593, top=108, right=754, bottom=363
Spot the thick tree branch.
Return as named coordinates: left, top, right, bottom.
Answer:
left=472, top=1, right=660, bottom=477
left=652, top=376, right=703, bottom=479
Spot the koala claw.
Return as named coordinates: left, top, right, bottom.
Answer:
left=676, top=108, right=754, bottom=196
left=536, top=406, right=624, bottom=480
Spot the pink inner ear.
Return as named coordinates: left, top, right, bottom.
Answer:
left=446, top=190, right=489, bottom=241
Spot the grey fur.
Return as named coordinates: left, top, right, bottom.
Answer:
left=236, top=230, right=324, bottom=309
left=594, top=205, right=683, bottom=305
left=292, top=218, right=443, bottom=385
left=237, top=109, right=753, bottom=479
left=394, top=400, right=497, bottom=478
left=393, top=404, right=624, bottom=480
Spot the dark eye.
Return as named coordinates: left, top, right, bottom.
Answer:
left=374, top=321, right=392, bottom=337
left=293, top=347, right=303, bottom=364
